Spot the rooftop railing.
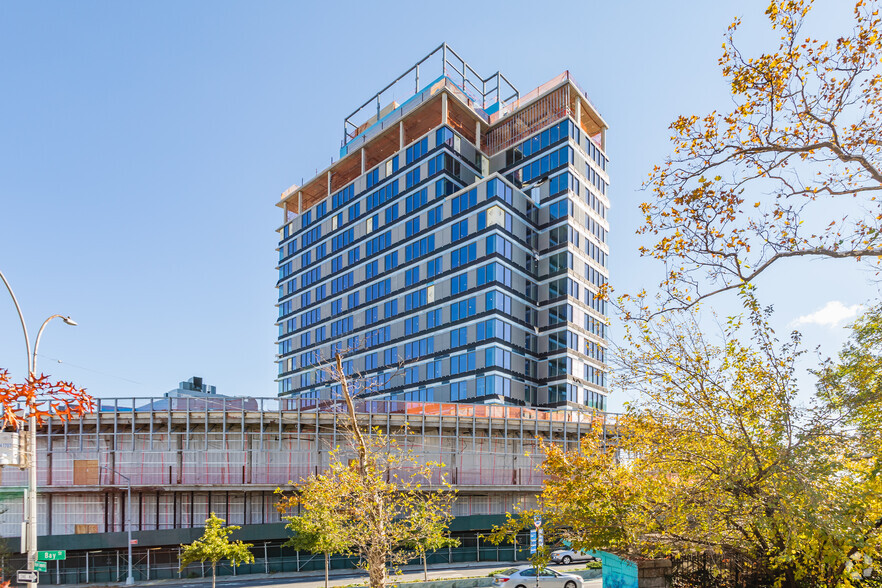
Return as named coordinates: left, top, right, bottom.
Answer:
left=342, top=43, right=519, bottom=148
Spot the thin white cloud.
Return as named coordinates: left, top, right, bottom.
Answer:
left=791, top=301, right=863, bottom=328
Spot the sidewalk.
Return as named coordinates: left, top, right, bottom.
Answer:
left=70, top=560, right=530, bottom=588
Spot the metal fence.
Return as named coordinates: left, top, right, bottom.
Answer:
left=0, top=532, right=533, bottom=585
left=669, top=553, right=775, bottom=588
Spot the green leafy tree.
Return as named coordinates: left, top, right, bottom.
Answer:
left=817, top=302, right=882, bottom=459
left=404, top=501, right=460, bottom=580
left=277, top=353, right=457, bottom=588
left=179, top=513, right=255, bottom=588
left=278, top=486, right=352, bottom=588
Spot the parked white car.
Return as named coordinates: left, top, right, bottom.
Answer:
left=550, top=548, right=598, bottom=564
left=492, top=566, right=584, bottom=588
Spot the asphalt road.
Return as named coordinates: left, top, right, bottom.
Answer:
left=120, top=563, right=601, bottom=588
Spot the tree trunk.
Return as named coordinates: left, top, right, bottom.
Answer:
left=423, top=551, right=428, bottom=581
left=211, top=562, right=216, bottom=588
left=325, top=552, right=329, bottom=588
left=338, top=354, right=390, bottom=588
left=784, top=568, right=796, bottom=588
left=367, top=552, right=387, bottom=588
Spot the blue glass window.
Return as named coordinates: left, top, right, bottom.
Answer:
left=406, top=188, right=428, bottom=213
left=427, top=205, right=444, bottom=227
left=449, top=297, right=476, bottom=321
left=405, top=137, right=428, bottom=164
left=348, top=246, right=361, bottom=265
left=366, top=168, right=379, bottom=189
left=405, top=266, right=420, bottom=287
left=406, top=168, right=421, bottom=189
left=385, top=204, right=399, bottom=225
left=405, top=288, right=427, bottom=311
left=405, top=316, right=419, bottom=335
left=426, top=256, right=443, bottom=278
left=450, top=326, right=467, bottom=348
left=406, top=217, right=420, bottom=237
left=426, top=308, right=442, bottom=328
left=436, top=127, right=454, bottom=146
left=451, top=189, right=477, bottom=216
left=384, top=251, right=398, bottom=271
left=451, top=219, right=468, bottom=242
left=450, top=273, right=468, bottom=295
left=384, top=299, right=398, bottom=318
left=450, top=243, right=476, bottom=269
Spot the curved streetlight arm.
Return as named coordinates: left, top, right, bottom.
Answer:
left=0, top=269, right=32, bottom=375
left=33, top=314, right=76, bottom=377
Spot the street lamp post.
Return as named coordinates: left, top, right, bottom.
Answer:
left=0, top=269, right=77, bottom=588
left=99, top=466, right=134, bottom=585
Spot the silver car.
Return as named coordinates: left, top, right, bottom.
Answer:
left=492, top=566, right=584, bottom=588
left=550, top=549, right=598, bottom=565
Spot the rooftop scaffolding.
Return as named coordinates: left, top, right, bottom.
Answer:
left=342, top=43, right=519, bottom=148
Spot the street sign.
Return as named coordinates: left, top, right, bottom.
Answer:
left=129, top=539, right=138, bottom=545
left=16, top=570, right=38, bottom=584
left=0, top=432, right=20, bottom=466
left=36, top=551, right=65, bottom=561
left=533, top=515, right=542, bottom=529
left=538, top=528, right=544, bottom=548
left=34, top=562, right=47, bottom=573
left=530, top=529, right=537, bottom=554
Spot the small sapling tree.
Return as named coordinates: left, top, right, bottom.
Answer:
left=179, top=512, right=254, bottom=588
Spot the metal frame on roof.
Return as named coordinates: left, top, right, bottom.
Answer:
left=343, top=43, right=519, bottom=146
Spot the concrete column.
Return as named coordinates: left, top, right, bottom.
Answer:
left=361, top=148, right=366, bottom=174
left=399, top=121, right=405, bottom=150
left=575, top=98, right=581, bottom=129
left=441, top=92, right=448, bottom=126
left=601, top=127, right=607, bottom=152
left=297, top=191, right=302, bottom=214
left=475, top=121, right=481, bottom=151
left=327, top=170, right=332, bottom=196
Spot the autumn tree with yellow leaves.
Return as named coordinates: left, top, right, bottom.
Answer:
left=519, top=2, right=882, bottom=586
left=493, top=293, right=882, bottom=587
left=276, top=354, right=456, bottom=588
left=636, top=0, right=882, bottom=315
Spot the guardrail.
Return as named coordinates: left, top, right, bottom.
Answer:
left=85, top=396, right=617, bottom=425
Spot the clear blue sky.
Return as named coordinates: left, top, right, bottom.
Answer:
left=1, top=1, right=876, bottom=409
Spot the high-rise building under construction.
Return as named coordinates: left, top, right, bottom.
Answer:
left=0, top=47, right=613, bottom=582
left=276, top=45, right=610, bottom=410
